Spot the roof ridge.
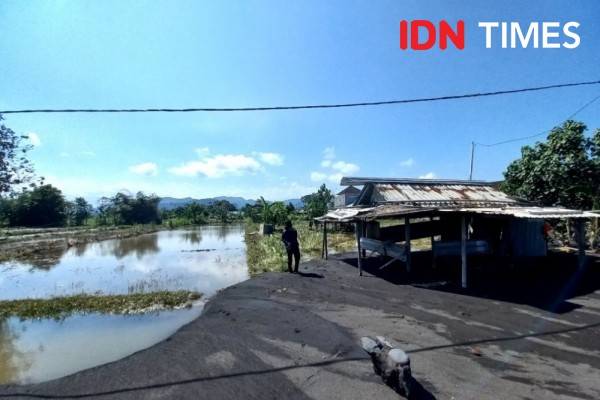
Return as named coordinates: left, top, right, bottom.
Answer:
left=341, top=177, right=501, bottom=186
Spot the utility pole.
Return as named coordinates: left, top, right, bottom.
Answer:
left=469, top=141, right=475, bottom=180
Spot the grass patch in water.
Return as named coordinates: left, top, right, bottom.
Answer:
left=0, top=290, right=202, bottom=319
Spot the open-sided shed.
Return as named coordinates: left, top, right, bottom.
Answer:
left=317, top=177, right=599, bottom=288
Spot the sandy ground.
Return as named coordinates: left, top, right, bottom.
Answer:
left=1, top=253, right=600, bottom=399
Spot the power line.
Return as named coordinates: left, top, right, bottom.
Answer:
left=1, top=79, right=599, bottom=114
left=475, top=93, right=600, bottom=147
left=468, top=92, right=600, bottom=180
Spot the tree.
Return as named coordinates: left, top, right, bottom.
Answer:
left=241, top=202, right=262, bottom=223
left=69, top=197, right=93, bottom=226
left=95, top=192, right=161, bottom=225
left=209, top=200, right=236, bottom=223
left=0, top=114, right=35, bottom=196
left=183, top=202, right=208, bottom=224
left=10, top=184, right=67, bottom=226
left=269, top=201, right=290, bottom=226
left=286, top=202, right=295, bottom=213
left=502, top=120, right=600, bottom=210
left=302, top=184, right=333, bottom=225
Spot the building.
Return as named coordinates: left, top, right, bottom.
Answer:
left=334, top=185, right=361, bottom=208
left=317, top=177, right=599, bottom=288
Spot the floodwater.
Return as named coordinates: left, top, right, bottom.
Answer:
left=0, top=225, right=249, bottom=384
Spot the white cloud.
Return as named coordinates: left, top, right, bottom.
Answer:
left=195, top=147, right=210, bottom=157
left=313, top=147, right=359, bottom=185
left=129, top=162, right=158, bottom=176
left=256, top=181, right=316, bottom=201
left=80, top=151, right=96, bottom=157
left=419, top=172, right=436, bottom=179
left=331, top=161, right=360, bottom=174
left=256, top=152, right=284, bottom=166
left=310, top=171, right=327, bottom=182
left=169, top=154, right=262, bottom=178
left=327, top=173, right=343, bottom=184
left=323, top=146, right=336, bottom=160
left=28, top=132, right=41, bottom=147
left=399, top=158, right=414, bottom=167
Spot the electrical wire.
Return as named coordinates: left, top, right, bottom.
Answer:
left=1, top=79, right=599, bottom=114
left=475, top=92, right=600, bottom=147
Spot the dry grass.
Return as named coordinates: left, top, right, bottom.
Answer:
left=244, top=221, right=355, bottom=274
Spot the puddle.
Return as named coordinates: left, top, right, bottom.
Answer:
left=0, top=225, right=249, bottom=384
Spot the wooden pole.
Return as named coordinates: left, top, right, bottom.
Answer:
left=576, top=219, right=586, bottom=270
left=405, top=216, right=412, bottom=273
left=324, top=222, right=328, bottom=260
left=469, top=141, right=475, bottom=180
left=356, top=221, right=363, bottom=276
left=430, top=215, right=436, bottom=269
left=321, top=222, right=325, bottom=259
left=461, top=214, right=468, bottom=289
left=361, top=222, right=367, bottom=258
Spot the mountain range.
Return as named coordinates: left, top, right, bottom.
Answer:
left=158, top=196, right=303, bottom=210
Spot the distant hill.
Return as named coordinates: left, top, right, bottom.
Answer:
left=159, top=196, right=253, bottom=210
left=159, top=196, right=303, bottom=210
left=283, top=198, right=304, bottom=208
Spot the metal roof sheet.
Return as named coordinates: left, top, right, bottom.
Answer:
left=341, top=177, right=497, bottom=186
left=368, top=183, right=520, bottom=207
left=316, top=205, right=599, bottom=222
left=316, top=205, right=435, bottom=222
left=336, top=185, right=361, bottom=196
left=446, top=207, right=600, bottom=219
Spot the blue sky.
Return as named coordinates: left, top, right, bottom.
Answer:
left=1, top=0, right=599, bottom=203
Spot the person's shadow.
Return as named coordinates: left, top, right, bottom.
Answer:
left=407, top=378, right=437, bottom=399
left=297, top=271, right=324, bottom=278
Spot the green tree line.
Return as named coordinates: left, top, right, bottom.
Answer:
left=0, top=186, right=162, bottom=227
left=162, top=200, right=238, bottom=226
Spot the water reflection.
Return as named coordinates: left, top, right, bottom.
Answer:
left=96, top=233, right=160, bottom=259
left=0, top=225, right=248, bottom=300
left=0, top=319, right=31, bottom=384
left=0, top=308, right=203, bottom=384
left=182, top=230, right=203, bottom=245
left=0, top=225, right=249, bottom=384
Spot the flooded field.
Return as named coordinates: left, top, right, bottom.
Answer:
left=0, top=225, right=249, bottom=384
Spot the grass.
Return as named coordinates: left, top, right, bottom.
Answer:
left=0, top=291, right=202, bottom=320
left=244, top=220, right=356, bottom=274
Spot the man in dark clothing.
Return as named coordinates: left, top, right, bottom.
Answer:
left=282, top=220, right=300, bottom=273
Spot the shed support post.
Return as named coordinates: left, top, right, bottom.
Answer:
left=430, top=216, right=437, bottom=269
left=405, top=216, right=412, bottom=273
left=361, top=222, right=367, bottom=258
left=576, top=219, right=586, bottom=270
left=356, top=221, right=363, bottom=276
left=322, top=222, right=328, bottom=259
left=461, top=214, right=468, bottom=289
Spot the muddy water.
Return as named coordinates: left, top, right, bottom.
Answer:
left=0, top=225, right=249, bottom=384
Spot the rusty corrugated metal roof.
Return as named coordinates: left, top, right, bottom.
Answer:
left=316, top=178, right=598, bottom=221
left=365, top=182, right=521, bottom=207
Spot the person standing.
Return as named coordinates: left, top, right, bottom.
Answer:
left=282, top=220, right=300, bottom=273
